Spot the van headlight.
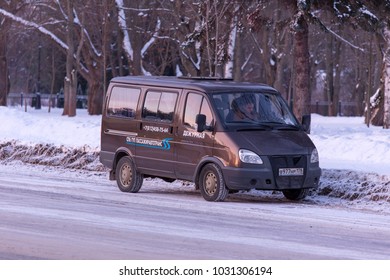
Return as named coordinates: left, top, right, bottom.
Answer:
left=310, top=148, right=319, bottom=163
left=239, top=149, right=263, bottom=164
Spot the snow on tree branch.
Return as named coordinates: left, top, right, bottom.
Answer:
left=115, top=0, right=133, bottom=61
left=141, top=18, right=161, bottom=58
left=73, top=9, right=101, bottom=58
left=308, top=12, right=365, bottom=52
left=0, top=7, right=68, bottom=50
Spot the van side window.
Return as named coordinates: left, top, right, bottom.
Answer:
left=184, top=93, right=213, bottom=128
left=107, top=86, right=140, bottom=118
left=142, top=91, right=177, bottom=122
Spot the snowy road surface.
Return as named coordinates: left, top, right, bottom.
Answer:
left=0, top=163, right=389, bottom=260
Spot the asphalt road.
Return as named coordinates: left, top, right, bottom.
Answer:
left=0, top=164, right=389, bottom=260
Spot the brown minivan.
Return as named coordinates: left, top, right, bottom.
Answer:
left=100, top=76, right=321, bottom=201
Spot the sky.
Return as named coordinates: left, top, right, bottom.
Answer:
left=1, top=105, right=390, bottom=213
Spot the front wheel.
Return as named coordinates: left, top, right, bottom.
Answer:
left=115, top=156, right=143, bottom=193
left=282, top=188, right=309, bottom=201
left=199, top=163, right=229, bottom=202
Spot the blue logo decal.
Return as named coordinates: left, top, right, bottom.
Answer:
left=161, top=138, right=173, bottom=150
left=126, top=137, right=173, bottom=150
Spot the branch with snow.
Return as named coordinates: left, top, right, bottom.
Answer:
left=308, top=12, right=365, bottom=52
left=224, top=14, right=238, bottom=79
left=370, top=87, right=382, bottom=108
left=141, top=17, right=162, bottom=76
left=0, top=8, right=68, bottom=50
left=141, top=18, right=161, bottom=58
left=73, top=9, right=101, bottom=58
left=115, top=0, right=134, bottom=61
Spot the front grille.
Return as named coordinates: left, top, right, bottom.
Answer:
left=269, top=155, right=307, bottom=188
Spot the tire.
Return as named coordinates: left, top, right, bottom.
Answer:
left=282, top=188, right=309, bottom=201
left=115, top=156, right=143, bottom=193
left=199, top=163, right=229, bottom=202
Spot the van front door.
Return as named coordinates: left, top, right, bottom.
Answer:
left=175, top=92, right=215, bottom=180
left=133, top=90, right=178, bottom=178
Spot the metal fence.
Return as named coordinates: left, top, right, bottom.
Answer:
left=311, top=101, right=363, bottom=116
left=7, top=93, right=87, bottom=109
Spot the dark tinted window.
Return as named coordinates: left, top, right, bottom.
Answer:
left=142, top=91, right=177, bottom=122
left=107, top=87, right=140, bottom=118
left=143, top=91, right=160, bottom=119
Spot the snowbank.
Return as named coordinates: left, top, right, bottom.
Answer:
left=310, top=115, right=390, bottom=175
left=0, top=106, right=100, bottom=148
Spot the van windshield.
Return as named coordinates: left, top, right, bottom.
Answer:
left=212, top=92, right=300, bottom=129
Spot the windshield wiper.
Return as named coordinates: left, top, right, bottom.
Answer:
left=260, top=121, right=300, bottom=130
left=234, top=123, right=273, bottom=131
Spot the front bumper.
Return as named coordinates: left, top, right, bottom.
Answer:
left=221, top=164, right=321, bottom=191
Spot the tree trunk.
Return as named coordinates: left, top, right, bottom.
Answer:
left=0, top=50, right=8, bottom=106
left=273, top=27, right=291, bottom=98
left=0, top=21, right=9, bottom=106
left=325, top=32, right=334, bottom=116
left=49, top=50, right=56, bottom=112
left=224, top=12, right=237, bottom=80
left=233, top=26, right=244, bottom=82
left=87, top=79, right=103, bottom=115
left=63, top=0, right=77, bottom=117
left=383, top=24, right=390, bottom=129
left=370, top=86, right=384, bottom=126
left=174, top=1, right=201, bottom=77
left=68, top=70, right=77, bottom=116
left=333, top=39, right=341, bottom=116
left=293, top=12, right=311, bottom=121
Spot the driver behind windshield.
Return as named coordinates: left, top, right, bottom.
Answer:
left=226, top=95, right=260, bottom=122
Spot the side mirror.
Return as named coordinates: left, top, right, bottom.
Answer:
left=195, top=114, right=207, bottom=132
left=301, top=114, right=311, bottom=134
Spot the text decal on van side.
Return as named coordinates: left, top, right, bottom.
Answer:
left=126, top=136, right=173, bottom=150
left=143, top=125, right=170, bottom=133
left=183, top=131, right=205, bottom=139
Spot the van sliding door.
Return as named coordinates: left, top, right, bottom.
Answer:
left=134, top=90, right=178, bottom=177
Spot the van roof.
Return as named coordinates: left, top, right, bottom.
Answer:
left=110, top=76, right=277, bottom=94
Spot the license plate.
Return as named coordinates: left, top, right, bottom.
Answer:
left=279, top=168, right=304, bottom=176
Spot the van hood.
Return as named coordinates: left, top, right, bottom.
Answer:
left=233, top=130, right=315, bottom=156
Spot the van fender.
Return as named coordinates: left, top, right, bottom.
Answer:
left=193, top=156, right=226, bottom=189
left=109, top=147, right=135, bottom=180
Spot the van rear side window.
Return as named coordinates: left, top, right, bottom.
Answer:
left=142, top=91, right=177, bottom=122
left=107, top=86, right=140, bottom=118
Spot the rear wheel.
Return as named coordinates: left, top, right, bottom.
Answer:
left=115, top=156, right=143, bottom=193
left=199, top=163, right=229, bottom=202
left=282, top=188, right=309, bottom=201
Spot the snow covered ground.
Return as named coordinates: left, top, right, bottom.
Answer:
left=0, top=106, right=389, bottom=214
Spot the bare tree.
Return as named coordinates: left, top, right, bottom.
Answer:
left=0, top=18, right=10, bottom=106
left=332, top=0, right=390, bottom=128
left=1, top=0, right=117, bottom=115
left=248, top=1, right=292, bottom=92
left=249, top=0, right=311, bottom=120
left=383, top=24, right=390, bottom=128
left=169, top=0, right=245, bottom=78
left=54, top=0, right=115, bottom=115
left=62, top=0, right=76, bottom=116
left=2, top=0, right=388, bottom=123
left=290, top=1, right=311, bottom=121
left=0, top=1, right=21, bottom=106
left=115, top=0, right=167, bottom=76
